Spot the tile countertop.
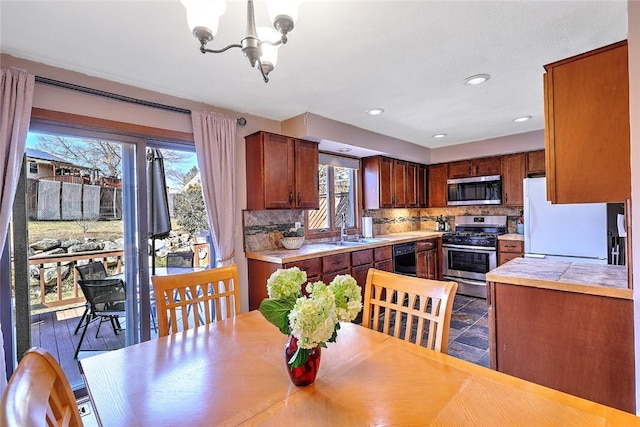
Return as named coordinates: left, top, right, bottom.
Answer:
left=245, top=231, right=444, bottom=264
left=486, top=257, right=631, bottom=300
left=498, top=233, right=524, bottom=241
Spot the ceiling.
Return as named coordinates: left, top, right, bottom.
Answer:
left=0, top=1, right=628, bottom=150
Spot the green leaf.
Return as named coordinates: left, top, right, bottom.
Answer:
left=288, top=347, right=311, bottom=369
left=258, top=299, right=294, bottom=335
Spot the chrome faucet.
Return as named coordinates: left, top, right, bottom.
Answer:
left=340, top=213, right=348, bottom=241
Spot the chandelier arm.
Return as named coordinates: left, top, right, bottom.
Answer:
left=256, top=58, right=269, bottom=83
left=258, top=38, right=284, bottom=48
left=200, top=43, right=243, bottom=54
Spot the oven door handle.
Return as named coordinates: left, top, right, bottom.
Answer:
left=442, top=244, right=496, bottom=252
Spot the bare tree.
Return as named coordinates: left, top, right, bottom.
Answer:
left=35, top=135, right=190, bottom=180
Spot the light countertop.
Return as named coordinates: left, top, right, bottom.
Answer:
left=245, top=231, right=443, bottom=264
left=498, top=233, right=524, bottom=241
left=486, top=257, right=630, bottom=299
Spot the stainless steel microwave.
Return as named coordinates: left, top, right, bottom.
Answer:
left=447, top=175, right=502, bottom=206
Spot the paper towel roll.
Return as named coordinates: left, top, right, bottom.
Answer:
left=362, top=217, right=373, bottom=238
left=617, top=214, right=627, bottom=238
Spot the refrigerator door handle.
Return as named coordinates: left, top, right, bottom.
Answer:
left=524, top=253, right=546, bottom=259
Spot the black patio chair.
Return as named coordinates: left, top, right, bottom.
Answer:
left=74, top=261, right=108, bottom=335
left=74, top=278, right=126, bottom=359
left=166, top=251, right=195, bottom=271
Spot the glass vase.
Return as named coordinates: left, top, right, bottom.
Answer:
left=284, top=335, right=321, bottom=386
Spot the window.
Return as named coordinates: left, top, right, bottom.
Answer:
left=29, top=161, right=37, bottom=174
left=307, top=154, right=360, bottom=238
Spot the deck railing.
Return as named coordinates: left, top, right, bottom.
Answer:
left=28, top=243, right=211, bottom=308
left=29, top=249, right=124, bottom=308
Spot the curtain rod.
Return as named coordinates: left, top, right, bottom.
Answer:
left=34, top=76, right=247, bottom=126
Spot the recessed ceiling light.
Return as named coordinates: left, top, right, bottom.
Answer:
left=337, top=148, right=352, bottom=153
left=464, top=74, right=491, bottom=86
left=513, top=115, right=532, bottom=122
left=432, top=134, right=447, bottom=138
left=366, top=108, right=385, bottom=116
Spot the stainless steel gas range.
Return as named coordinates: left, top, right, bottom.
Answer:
left=441, top=215, right=507, bottom=298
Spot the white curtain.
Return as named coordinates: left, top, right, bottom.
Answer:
left=191, top=111, right=237, bottom=266
left=0, top=67, right=35, bottom=394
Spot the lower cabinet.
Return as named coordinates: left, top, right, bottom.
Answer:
left=497, top=239, right=524, bottom=265
left=487, top=281, right=635, bottom=413
left=416, top=238, right=441, bottom=280
left=374, top=246, right=393, bottom=272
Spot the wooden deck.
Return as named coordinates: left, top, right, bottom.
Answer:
left=30, top=306, right=127, bottom=389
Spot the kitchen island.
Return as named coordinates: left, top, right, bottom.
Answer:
left=486, top=257, right=634, bottom=413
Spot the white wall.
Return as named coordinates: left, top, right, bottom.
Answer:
left=430, top=130, right=544, bottom=164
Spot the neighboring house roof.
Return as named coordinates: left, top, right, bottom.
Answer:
left=26, top=148, right=71, bottom=164
left=180, top=172, right=201, bottom=192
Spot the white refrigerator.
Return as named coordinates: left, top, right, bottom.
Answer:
left=523, top=177, right=608, bottom=264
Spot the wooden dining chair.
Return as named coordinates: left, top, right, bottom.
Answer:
left=151, top=264, right=241, bottom=337
left=362, top=269, right=458, bottom=354
left=1, top=347, right=83, bottom=427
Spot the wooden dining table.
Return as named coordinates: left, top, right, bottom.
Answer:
left=80, top=311, right=640, bottom=426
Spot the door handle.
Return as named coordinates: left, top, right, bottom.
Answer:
left=289, top=191, right=293, bottom=204
left=297, top=192, right=301, bottom=205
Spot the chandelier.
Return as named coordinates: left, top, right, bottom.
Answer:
left=180, top=0, right=300, bottom=83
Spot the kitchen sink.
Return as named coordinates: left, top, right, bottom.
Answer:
left=327, top=238, right=389, bottom=246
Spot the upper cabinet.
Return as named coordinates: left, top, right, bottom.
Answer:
left=544, top=40, right=630, bottom=204
left=502, top=153, right=526, bottom=206
left=428, top=163, right=448, bottom=208
left=417, top=164, right=428, bottom=208
left=363, top=156, right=426, bottom=209
left=448, top=156, right=501, bottom=179
left=245, top=131, right=319, bottom=210
left=526, top=150, right=545, bottom=176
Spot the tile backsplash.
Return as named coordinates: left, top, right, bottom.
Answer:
left=243, top=205, right=523, bottom=253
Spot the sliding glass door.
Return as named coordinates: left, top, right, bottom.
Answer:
left=7, top=129, right=146, bottom=390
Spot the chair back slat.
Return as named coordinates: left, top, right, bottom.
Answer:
left=152, top=265, right=241, bottom=337
left=75, top=261, right=107, bottom=280
left=1, top=348, right=83, bottom=427
left=362, top=269, right=458, bottom=354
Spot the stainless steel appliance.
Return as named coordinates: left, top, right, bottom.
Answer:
left=442, top=215, right=507, bottom=298
left=447, top=175, right=502, bottom=206
left=393, top=242, right=417, bottom=276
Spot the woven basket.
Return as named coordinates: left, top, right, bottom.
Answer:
left=281, top=236, right=305, bottom=250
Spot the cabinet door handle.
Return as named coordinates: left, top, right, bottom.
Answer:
left=476, top=165, right=479, bottom=174
left=297, top=192, right=301, bottom=205
left=289, top=191, right=293, bottom=204
left=505, top=193, right=508, bottom=202
left=332, top=260, right=342, bottom=265
left=468, top=166, right=472, bottom=175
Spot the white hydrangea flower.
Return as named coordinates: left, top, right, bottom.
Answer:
left=266, top=267, right=306, bottom=300
left=328, top=275, right=363, bottom=322
left=288, top=295, right=338, bottom=349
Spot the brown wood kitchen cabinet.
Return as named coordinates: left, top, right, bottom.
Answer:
left=428, top=163, right=448, bottom=208
left=448, top=156, right=501, bottom=179
left=487, top=281, right=635, bottom=413
left=362, top=156, right=412, bottom=209
left=497, top=239, right=524, bottom=265
left=416, top=238, right=441, bottom=280
left=544, top=40, right=630, bottom=204
left=351, top=249, right=374, bottom=323
left=405, top=162, right=418, bottom=208
left=501, top=153, right=526, bottom=206
left=417, top=164, right=428, bottom=208
left=374, top=246, right=393, bottom=272
left=245, top=131, right=319, bottom=210
left=526, top=150, right=545, bottom=176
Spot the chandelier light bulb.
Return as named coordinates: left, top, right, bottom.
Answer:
left=181, top=0, right=227, bottom=40
left=183, top=0, right=296, bottom=83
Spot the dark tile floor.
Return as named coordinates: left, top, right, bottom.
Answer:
left=447, top=294, right=490, bottom=367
